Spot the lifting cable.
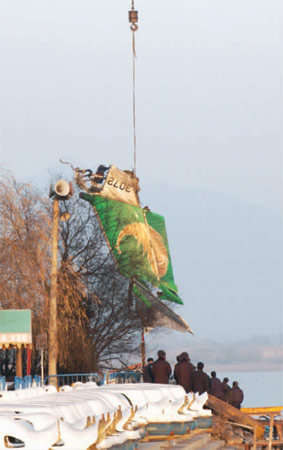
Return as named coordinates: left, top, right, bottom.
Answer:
left=128, top=1, right=138, bottom=175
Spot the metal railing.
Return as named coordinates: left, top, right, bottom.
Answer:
left=44, top=371, right=142, bottom=387
left=0, top=376, right=5, bottom=391
left=14, top=375, right=42, bottom=390
left=106, top=371, right=142, bottom=384
left=12, top=371, right=142, bottom=389
left=44, top=373, right=101, bottom=387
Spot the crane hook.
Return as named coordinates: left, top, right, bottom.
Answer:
left=129, top=5, right=138, bottom=32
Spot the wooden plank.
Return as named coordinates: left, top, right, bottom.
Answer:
left=241, top=440, right=283, bottom=448
left=268, top=415, right=273, bottom=450
left=242, top=406, right=283, bottom=415
left=140, top=429, right=213, bottom=443
left=206, top=394, right=265, bottom=439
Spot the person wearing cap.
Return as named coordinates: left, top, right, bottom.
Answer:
left=209, top=371, right=222, bottom=398
left=143, top=357, right=154, bottom=383
left=221, top=377, right=231, bottom=401
left=151, top=350, right=171, bottom=384
left=174, top=352, right=195, bottom=393
left=192, top=362, right=210, bottom=395
left=228, top=381, right=244, bottom=409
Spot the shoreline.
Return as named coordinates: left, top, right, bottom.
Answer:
left=206, top=364, right=283, bottom=372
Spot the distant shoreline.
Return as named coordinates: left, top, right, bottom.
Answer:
left=207, top=364, right=283, bottom=372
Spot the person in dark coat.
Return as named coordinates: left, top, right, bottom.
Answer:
left=209, top=371, right=222, bottom=398
left=221, top=377, right=231, bottom=401
left=192, top=362, right=210, bottom=394
left=151, top=350, right=171, bottom=384
left=143, top=357, right=154, bottom=383
left=228, top=381, right=244, bottom=409
left=174, top=352, right=195, bottom=393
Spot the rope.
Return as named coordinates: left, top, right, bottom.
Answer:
left=129, top=0, right=138, bottom=175
left=132, top=30, right=137, bottom=175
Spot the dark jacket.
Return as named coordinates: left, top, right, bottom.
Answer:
left=209, top=376, right=222, bottom=398
left=151, top=358, right=171, bottom=384
left=143, top=362, right=154, bottom=383
left=228, top=386, right=244, bottom=409
left=221, top=381, right=231, bottom=401
left=174, top=360, right=196, bottom=393
left=192, top=370, right=210, bottom=394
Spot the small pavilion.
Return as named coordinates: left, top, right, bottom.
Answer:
left=0, top=310, right=32, bottom=377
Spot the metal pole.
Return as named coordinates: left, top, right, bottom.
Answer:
left=16, top=346, right=23, bottom=378
left=141, top=328, right=145, bottom=368
left=41, top=350, right=44, bottom=386
left=26, top=344, right=31, bottom=376
left=48, top=197, right=59, bottom=386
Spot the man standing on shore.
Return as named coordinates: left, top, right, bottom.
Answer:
left=143, top=357, right=154, bottom=383
left=209, top=371, right=222, bottom=398
left=151, top=350, right=171, bottom=384
left=192, top=362, right=210, bottom=394
left=174, top=352, right=195, bottom=393
left=228, top=381, right=244, bottom=409
left=221, top=377, right=231, bottom=401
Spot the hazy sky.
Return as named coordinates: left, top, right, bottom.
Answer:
left=0, top=0, right=282, bottom=367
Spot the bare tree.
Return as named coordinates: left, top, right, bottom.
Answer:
left=0, top=173, right=52, bottom=376
left=57, top=192, right=152, bottom=371
left=0, top=173, right=50, bottom=333
left=0, top=172, right=158, bottom=375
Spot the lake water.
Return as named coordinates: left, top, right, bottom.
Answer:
left=216, top=370, right=283, bottom=408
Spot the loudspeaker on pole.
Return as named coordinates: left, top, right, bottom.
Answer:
left=53, top=180, right=73, bottom=199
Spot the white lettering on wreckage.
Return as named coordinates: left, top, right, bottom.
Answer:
left=100, top=165, right=140, bottom=206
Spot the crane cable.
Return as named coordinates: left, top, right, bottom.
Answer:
left=129, top=1, right=138, bottom=175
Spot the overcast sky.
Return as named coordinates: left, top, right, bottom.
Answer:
left=0, top=0, right=282, bottom=367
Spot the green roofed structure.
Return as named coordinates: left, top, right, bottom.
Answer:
left=0, top=310, right=32, bottom=349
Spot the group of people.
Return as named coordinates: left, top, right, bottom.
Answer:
left=143, top=350, right=244, bottom=409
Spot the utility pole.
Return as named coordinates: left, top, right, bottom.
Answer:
left=48, top=180, right=72, bottom=387
left=48, top=197, right=59, bottom=386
